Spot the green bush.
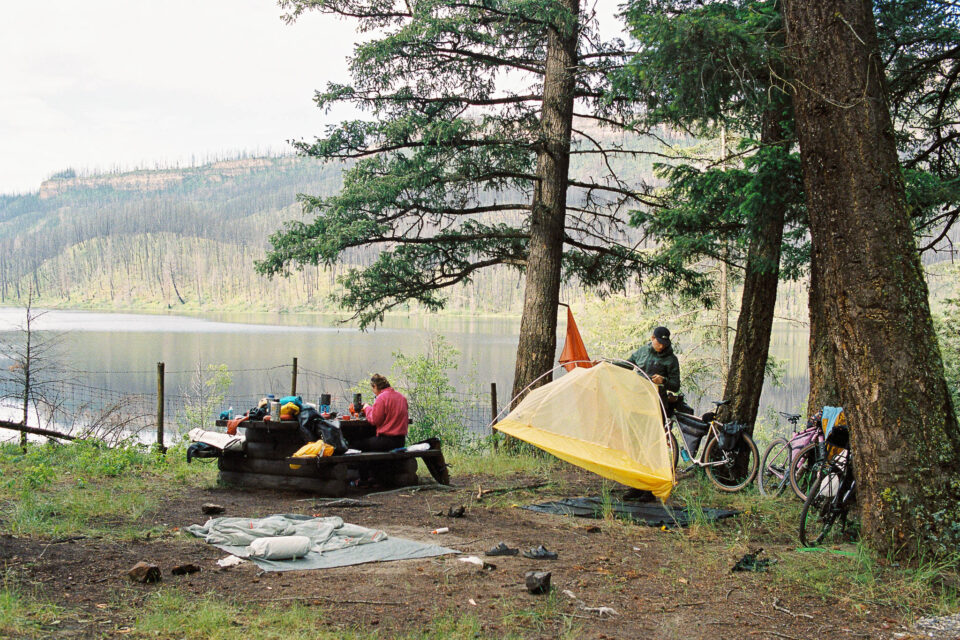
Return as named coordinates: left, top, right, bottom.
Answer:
left=388, top=334, right=477, bottom=450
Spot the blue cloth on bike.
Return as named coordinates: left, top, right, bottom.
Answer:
left=822, top=406, right=844, bottom=438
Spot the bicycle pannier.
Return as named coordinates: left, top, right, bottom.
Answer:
left=717, top=422, right=747, bottom=451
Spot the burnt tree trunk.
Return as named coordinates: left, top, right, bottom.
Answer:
left=510, top=0, right=579, bottom=404
left=719, top=105, right=789, bottom=430
left=783, top=0, right=960, bottom=558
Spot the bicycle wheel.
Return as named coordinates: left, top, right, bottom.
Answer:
left=789, top=442, right=820, bottom=500
left=668, top=430, right=679, bottom=470
left=799, top=466, right=843, bottom=546
left=704, top=433, right=759, bottom=492
left=758, top=438, right=790, bottom=497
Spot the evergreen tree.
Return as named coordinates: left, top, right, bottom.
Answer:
left=783, top=0, right=960, bottom=558
left=617, top=0, right=959, bottom=422
left=257, top=0, right=700, bottom=400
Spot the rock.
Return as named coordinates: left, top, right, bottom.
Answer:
left=201, top=503, right=226, bottom=515
left=525, top=570, right=551, bottom=594
left=171, top=563, right=201, bottom=576
left=128, top=562, right=161, bottom=583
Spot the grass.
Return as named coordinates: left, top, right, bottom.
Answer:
left=0, top=575, right=64, bottom=639
left=446, top=448, right=563, bottom=477
left=0, top=440, right=217, bottom=539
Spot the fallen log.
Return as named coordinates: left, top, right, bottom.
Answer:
left=0, top=419, right=76, bottom=441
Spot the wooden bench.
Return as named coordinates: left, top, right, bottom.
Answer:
left=213, top=419, right=450, bottom=496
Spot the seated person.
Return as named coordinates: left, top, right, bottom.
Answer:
left=353, top=374, right=409, bottom=452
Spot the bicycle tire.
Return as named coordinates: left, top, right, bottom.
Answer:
left=789, top=442, right=820, bottom=501
left=668, top=430, right=679, bottom=470
left=704, top=433, right=759, bottom=492
left=799, top=465, right=843, bottom=546
left=758, top=438, right=790, bottom=497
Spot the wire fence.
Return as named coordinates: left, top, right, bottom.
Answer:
left=0, top=361, right=497, bottom=446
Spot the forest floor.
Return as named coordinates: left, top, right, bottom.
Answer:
left=0, top=444, right=956, bottom=639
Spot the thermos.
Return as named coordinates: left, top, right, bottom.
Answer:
left=353, top=393, right=363, bottom=416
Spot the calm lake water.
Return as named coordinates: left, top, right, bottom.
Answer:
left=0, top=308, right=811, bottom=432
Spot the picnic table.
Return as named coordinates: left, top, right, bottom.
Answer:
left=213, top=417, right=450, bottom=496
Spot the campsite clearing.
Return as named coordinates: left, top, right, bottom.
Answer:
left=0, top=449, right=950, bottom=639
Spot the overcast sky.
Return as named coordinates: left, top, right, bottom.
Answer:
left=1, top=0, right=623, bottom=194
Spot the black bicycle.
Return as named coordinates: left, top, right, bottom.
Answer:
left=798, top=438, right=857, bottom=547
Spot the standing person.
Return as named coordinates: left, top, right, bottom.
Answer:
left=353, top=374, right=409, bottom=452
left=628, top=326, right=681, bottom=399
left=623, top=327, right=681, bottom=503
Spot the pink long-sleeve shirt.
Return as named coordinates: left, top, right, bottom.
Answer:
left=363, top=387, right=409, bottom=437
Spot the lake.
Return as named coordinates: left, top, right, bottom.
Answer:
left=0, top=308, right=811, bottom=435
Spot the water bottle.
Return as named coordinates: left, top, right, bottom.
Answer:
left=227, top=406, right=234, bottom=420
left=680, top=449, right=691, bottom=463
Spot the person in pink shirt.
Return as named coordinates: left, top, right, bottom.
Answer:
left=356, top=374, right=409, bottom=452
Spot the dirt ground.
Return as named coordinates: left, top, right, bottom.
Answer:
left=0, top=467, right=927, bottom=639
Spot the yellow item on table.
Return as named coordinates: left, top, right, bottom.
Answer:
left=289, top=441, right=334, bottom=469
left=281, top=402, right=301, bottom=417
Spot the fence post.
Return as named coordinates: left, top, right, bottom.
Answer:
left=156, top=361, right=165, bottom=453
left=490, top=382, right=499, bottom=451
left=291, top=357, right=298, bottom=397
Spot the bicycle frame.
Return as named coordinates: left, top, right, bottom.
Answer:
left=669, top=416, right=731, bottom=471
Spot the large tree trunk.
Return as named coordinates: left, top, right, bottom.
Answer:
left=719, top=105, right=788, bottom=429
left=807, top=250, right=841, bottom=410
left=783, top=0, right=960, bottom=558
left=510, top=0, right=579, bottom=404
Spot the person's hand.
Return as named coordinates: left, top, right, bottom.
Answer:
left=651, top=374, right=664, bottom=385
left=362, top=403, right=370, bottom=410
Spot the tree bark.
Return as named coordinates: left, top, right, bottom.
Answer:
left=718, top=106, right=788, bottom=429
left=783, top=0, right=960, bottom=558
left=510, top=0, right=579, bottom=404
left=807, top=249, right=841, bottom=410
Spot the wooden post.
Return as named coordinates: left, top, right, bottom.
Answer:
left=291, top=357, right=298, bottom=397
left=490, top=382, right=499, bottom=451
left=156, top=361, right=165, bottom=453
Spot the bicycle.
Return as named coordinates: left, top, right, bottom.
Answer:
left=799, top=442, right=857, bottom=546
left=789, top=410, right=847, bottom=500
left=666, top=399, right=759, bottom=492
left=757, top=412, right=824, bottom=499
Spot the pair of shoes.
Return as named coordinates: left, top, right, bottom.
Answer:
left=522, top=545, right=558, bottom=560
left=485, top=542, right=519, bottom=557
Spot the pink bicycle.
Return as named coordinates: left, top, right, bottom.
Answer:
left=757, top=412, right=824, bottom=500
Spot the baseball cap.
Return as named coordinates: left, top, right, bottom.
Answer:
left=653, top=326, right=671, bottom=346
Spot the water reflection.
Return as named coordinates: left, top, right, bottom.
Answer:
left=0, top=308, right=810, bottom=421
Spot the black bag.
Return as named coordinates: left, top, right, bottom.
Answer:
left=675, top=412, right=709, bottom=438
left=318, top=419, right=349, bottom=455
left=717, top=422, right=747, bottom=452
left=186, top=442, right=221, bottom=464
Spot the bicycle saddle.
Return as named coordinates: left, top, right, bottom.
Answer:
left=779, top=411, right=802, bottom=424
left=712, top=399, right=730, bottom=407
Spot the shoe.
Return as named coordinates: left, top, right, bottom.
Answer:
left=485, top=542, right=519, bottom=557
left=522, top=545, right=558, bottom=560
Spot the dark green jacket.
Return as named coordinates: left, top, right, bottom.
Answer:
left=627, top=343, right=681, bottom=392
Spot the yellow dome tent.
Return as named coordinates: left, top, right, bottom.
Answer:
left=495, top=361, right=676, bottom=499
